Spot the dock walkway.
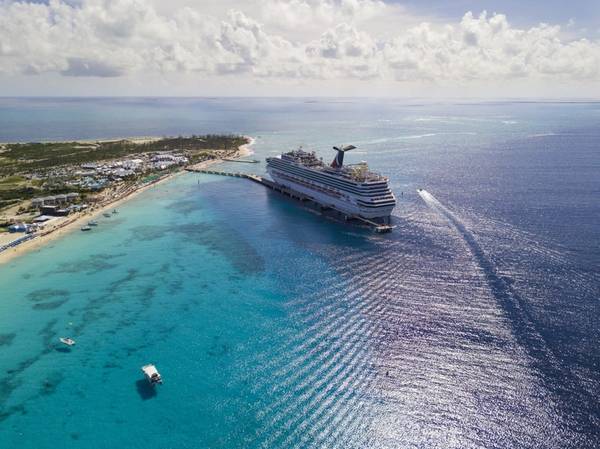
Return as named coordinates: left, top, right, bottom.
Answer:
left=222, top=158, right=260, bottom=164
left=186, top=168, right=394, bottom=233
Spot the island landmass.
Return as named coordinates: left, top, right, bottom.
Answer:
left=0, top=134, right=253, bottom=264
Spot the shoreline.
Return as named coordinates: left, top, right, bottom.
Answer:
left=0, top=136, right=255, bottom=265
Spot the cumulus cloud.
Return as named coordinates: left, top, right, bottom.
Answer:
left=61, top=57, right=126, bottom=77
left=382, top=12, right=600, bottom=81
left=305, top=23, right=381, bottom=79
left=0, top=0, right=599, bottom=86
left=259, top=0, right=385, bottom=34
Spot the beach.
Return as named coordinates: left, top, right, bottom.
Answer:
left=0, top=136, right=254, bottom=265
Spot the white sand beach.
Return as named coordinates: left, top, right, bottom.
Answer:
left=0, top=137, right=255, bottom=265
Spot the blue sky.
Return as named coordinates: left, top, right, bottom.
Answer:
left=396, top=0, right=599, bottom=31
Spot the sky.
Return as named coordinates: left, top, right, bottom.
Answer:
left=0, top=0, right=599, bottom=97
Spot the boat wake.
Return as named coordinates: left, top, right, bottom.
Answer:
left=417, top=189, right=600, bottom=437
left=417, top=188, right=559, bottom=346
left=357, top=132, right=478, bottom=146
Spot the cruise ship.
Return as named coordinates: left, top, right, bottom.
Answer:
left=266, top=145, right=396, bottom=223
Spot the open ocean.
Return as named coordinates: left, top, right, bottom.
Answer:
left=0, top=98, right=598, bottom=448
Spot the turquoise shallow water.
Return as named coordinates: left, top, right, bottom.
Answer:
left=0, top=98, right=599, bottom=448
left=0, top=174, right=379, bottom=448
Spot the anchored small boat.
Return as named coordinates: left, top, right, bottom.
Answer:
left=80, top=226, right=92, bottom=232
left=112, top=209, right=118, bottom=214
left=141, top=364, right=162, bottom=385
left=88, top=220, right=98, bottom=226
left=103, top=213, right=111, bottom=218
left=60, top=337, right=76, bottom=346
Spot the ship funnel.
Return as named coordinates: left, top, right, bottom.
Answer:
left=331, top=145, right=356, bottom=168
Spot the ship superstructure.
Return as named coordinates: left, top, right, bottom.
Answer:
left=266, top=145, right=396, bottom=222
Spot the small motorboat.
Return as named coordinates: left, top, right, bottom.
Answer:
left=141, top=364, right=162, bottom=385
left=80, top=226, right=92, bottom=232
left=60, top=337, right=76, bottom=346
left=103, top=213, right=111, bottom=218
left=112, top=209, right=118, bottom=214
left=88, top=220, right=98, bottom=227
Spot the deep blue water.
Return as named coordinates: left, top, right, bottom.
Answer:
left=0, top=98, right=598, bottom=448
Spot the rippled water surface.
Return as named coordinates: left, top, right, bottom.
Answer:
left=0, top=98, right=598, bottom=448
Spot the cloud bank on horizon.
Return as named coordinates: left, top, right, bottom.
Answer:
left=1, top=0, right=599, bottom=96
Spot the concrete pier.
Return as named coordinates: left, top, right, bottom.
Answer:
left=186, top=168, right=394, bottom=233
left=222, top=158, right=260, bottom=163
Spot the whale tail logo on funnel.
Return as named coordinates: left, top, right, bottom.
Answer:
left=331, top=145, right=356, bottom=168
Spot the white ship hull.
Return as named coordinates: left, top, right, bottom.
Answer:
left=268, top=167, right=395, bottom=220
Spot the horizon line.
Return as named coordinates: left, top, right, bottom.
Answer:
left=1, top=96, right=600, bottom=103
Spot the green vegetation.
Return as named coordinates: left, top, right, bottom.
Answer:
left=142, top=174, right=161, bottom=183
left=0, top=134, right=246, bottom=176
left=0, top=134, right=247, bottom=212
left=0, top=175, right=26, bottom=184
left=0, top=175, right=33, bottom=209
